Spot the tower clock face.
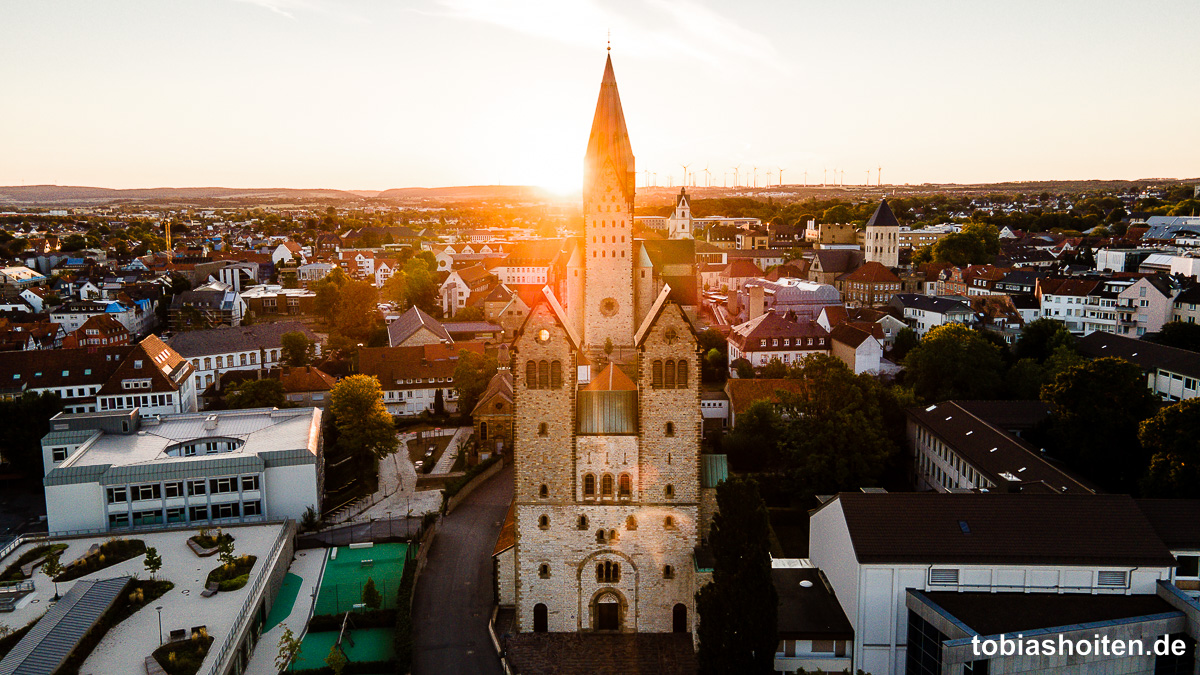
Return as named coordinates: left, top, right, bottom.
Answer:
left=600, top=297, right=619, bottom=317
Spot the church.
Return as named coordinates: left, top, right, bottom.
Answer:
left=498, top=52, right=718, bottom=636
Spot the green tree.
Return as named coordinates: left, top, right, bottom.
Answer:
left=451, top=305, right=485, bottom=321
left=1138, top=399, right=1200, bottom=498
left=330, top=279, right=381, bottom=348
left=325, top=644, right=348, bottom=675
left=42, top=552, right=63, bottom=599
left=1041, top=357, right=1159, bottom=493
left=1146, top=321, right=1200, bottom=353
left=313, top=267, right=349, bottom=323
left=275, top=625, right=303, bottom=672
left=362, top=577, right=382, bottom=610
left=453, top=350, right=499, bottom=417
left=929, top=231, right=988, bottom=266
left=720, top=399, right=782, bottom=472
left=1014, top=318, right=1076, bottom=363
left=143, top=546, right=162, bottom=580
left=776, top=355, right=896, bottom=500
left=401, top=257, right=439, bottom=315
left=903, top=324, right=1006, bottom=402
left=704, top=348, right=727, bottom=382
left=891, top=327, right=919, bottom=360
left=225, top=379, right=287, bottom=409
left=760, top=358, right=787, bottom=379
left=696, top=477, right=777, bottom=675
left=821, top=204, right=852, bottom=223
left=0, top=391, right=64, bottom=481
left=962, top=221, right=1000, bottom=257
left=218, top=537, right=236, bottom=567
left=433, top=388, right=445, bottom=416
left=731, top=358, right=755, bottom=379
left=280, top=331, right=317, bottom=367
left=330, top=375, right=398, bottom=459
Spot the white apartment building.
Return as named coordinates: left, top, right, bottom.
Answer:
left=167, top=322, right=320, bottom=394
left=41, top=407, right=323, bottom=534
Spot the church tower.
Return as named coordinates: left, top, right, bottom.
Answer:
left=508, top=52, right=703, bottom=638
left=666, top=187, right=693, bottom=239
left=582, top=54, right=637, bottom=351
left=864, top=198, right=900, bottom=268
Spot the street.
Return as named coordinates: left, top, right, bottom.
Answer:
left=412, top=464, right=512, bottom=675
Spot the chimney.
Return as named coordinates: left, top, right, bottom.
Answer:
left=749, top=284, right=765, bottom=320
left=726, top=288, right=739, bottom=315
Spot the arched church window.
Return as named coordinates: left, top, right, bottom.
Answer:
left=677, top=360, right=688, bottom=388
left=626, top=516, right=637, bottom=530
left=618, top=474, right=631, bottom=497
left=609, top=529, right=618, bottom=542
left=596, top=528, right=605, bottom=543
left=601, top=236, right=606, bottom=243
left=538, top=360, right=549, bottom=389
left=665, top=484, right=675, bottom=499
left=619, top=250, right=623, bottom=258
left=601, top=474, right=614, bottom=497
left=597, top=561, right=620, bottom=583
left=602, top=250, right=606, bottom=258
left=578, top=515, right=589, bottom=530
left=664, top=359, right=676, bottom=388
left=525, top=361, right=537, bottom=389
left=539, top=563, right=551, bottom=578
left=665, top=422, right=674, bottom=437
left=664, top=516, right=676, bottom=529
left=538, top=423, right=548, bottom=436
left=550, top=361, right=562, bottom=388
left=651, top=360, right=663, bottom=388
left=538, top=515, right=550, bottom=529
left=539, top=483, right=549, bottom=498
left=584, top=473, right=596, bottom=496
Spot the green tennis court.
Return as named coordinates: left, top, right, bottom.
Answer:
left=314, top=543, right=409, bottom=615
left=291, top=628, right=394, bottom=671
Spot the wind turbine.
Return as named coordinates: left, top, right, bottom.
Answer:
left=703, top=164, right=711, bottom=188
left=878, top=166, right=882, bottom=186
left=765, top=170, right=774, bottom=187
left=643, top=169, right=650, bottom=188
left=752, top=166, right=759, bottom=188
left=823, top=168, right=827, bottom=187
left=803, top=170, right=808, bottom=187
left=681, top=163, right=691, bottom=189
left=732, top=165, right=741, bottom=188
left=866, top=169, right=870, bottom=186
left=778, top=167, right=787, bottom=186
left=652, top=172, right=657, bottom=187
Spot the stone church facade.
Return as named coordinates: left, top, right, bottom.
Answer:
left=508, top=54, right=707, bottom=635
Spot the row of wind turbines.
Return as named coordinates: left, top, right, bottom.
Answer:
left=641, top=164, right=885, bottom=189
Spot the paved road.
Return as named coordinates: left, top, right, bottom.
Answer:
left=413, top=464, right=512, bottom=675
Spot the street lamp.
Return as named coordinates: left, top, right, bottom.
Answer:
left=156, top=605, right=164, bottom=645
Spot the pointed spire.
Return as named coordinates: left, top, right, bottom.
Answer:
left=866, top=198, right=900, bottom=229
left=584, top=53, right=636, bottom=204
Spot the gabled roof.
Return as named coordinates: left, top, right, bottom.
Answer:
left=279, top=366, right=336, bottom=393
left=824, top=492, right=1175, bottom=566
left=724, top=378, right=807, bottom=415
left=840, top=261, right=900, bottom=284
left=583, top=362, right=637, bottom=391
left=721, top=259, right=762, bottom=278
left=729, top=311, right=828, bottom=350
left=492, top=499, right=516, bottom=556
left=472, top=370, right=514, bottom=415
left=812, top=249, right=864, bottom=274
left=1077, top=331, right=1200, bottom=379
left=168, top=321, right=318, bottom=357
left=830, top=323, right=874, bottom=349
left=387, top=306, right=451, bottom=347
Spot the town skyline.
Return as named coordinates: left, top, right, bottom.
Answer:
left=3, top=0, right=1198, bottom=193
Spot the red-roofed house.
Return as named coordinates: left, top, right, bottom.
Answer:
left=838, top=262, right=902, bottom=308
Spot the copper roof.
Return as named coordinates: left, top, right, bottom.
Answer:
left=584, top=55, right=636, bottom=204
left=582, top=362, right=637, bottom=391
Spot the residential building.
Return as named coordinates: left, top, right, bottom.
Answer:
left=727, top=311, right=830, bottom=373
left=738, top=278, right=841, bottom=323
left=40, top=406, right=322, bottom=534
left=897, top=224, right=955, bottom=250
left=888, top=294, right=973, bottom=336
left=907, top=400, right=1091, bottom=494
left=718, top=259, right=763, bottom=293
left=169, top=280, right=246, bottom=330
left=1172, top=285, right=1200, bottom=324
left=839, top=261, right=902, bottom=308
left=440, top=263, right=498, bottom=316
left=1077, top=331, right=1200, bottom=401
left=51, top=298, right=157, bottom=337
left=808, top=492, right=1186, bottom=675
left=240, top=284, right=317, bottom=318
left=167, top=321, right=319, bottom=394
left=808, top=249, right=864, bottom=286
left=0, top=335, right=196, bottom=416
left=61, top=314, right=131, bottom=349
left=279, top=366, right=336, bottom=409
left=387, top=305, right=453, bottom=347
left=1115, top=275, right=1179, bottom=337
left=830, top=324, right=883, bottom=375
left=0, top=266, right=47, bottom=300
left=805, top=222, right=858, bottom=246
left=358, top=341, right=476, bottom=415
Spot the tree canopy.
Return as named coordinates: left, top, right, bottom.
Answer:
left=1139, top=398, right=1200, bottom=498
left=696, top=477, right=777, bottom=675
left=453, top=350, right=498, bottom=416
left=1146, top=321, right=1200, bottom=353
left=902, top=324, right=1006, bottom=402
left=225, top=379, right=287, bottom=410
left=281, top=331, right=317, bottom=367
left=1040, top=357, right=1159, bottom=493
left=329, top=375, right=398, bottom=459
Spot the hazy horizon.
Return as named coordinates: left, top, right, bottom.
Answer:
left=3, top=0, right=1197, bottom=193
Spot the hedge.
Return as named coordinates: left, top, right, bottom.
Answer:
left=55, top=539, right=146, bottom=582
left=205, top=555, right=257, bottom=591
left=393, top=560, right=416, bottom=673
left=0, top=543, right=68, bottom=582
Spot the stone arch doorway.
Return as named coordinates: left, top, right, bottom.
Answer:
left=591, top=590, right=624, bottom=632
left=672, top=603, right=688, bottom=632
left=533, top=603, right=548, bottom=632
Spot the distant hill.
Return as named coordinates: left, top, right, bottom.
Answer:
left=376, top=185, right=563, bottom=202
left=0, top=185, right=363, bottom=206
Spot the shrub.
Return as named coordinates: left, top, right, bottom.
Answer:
left=218, top=574, right=249, bottom=592
left=152, top=633, right=213, bottom=675
left=393, top=562, right=416, bottom=673
left=189, top=531, right=233, bottom=550
left=0, top=543, right=68, bottom=582
left=55, top=539, right=146, bottom=582
left=205, top=555, right=257, bottom=590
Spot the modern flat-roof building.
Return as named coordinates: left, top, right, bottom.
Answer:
left=1077, top=331, right=1200, bottom=401
left=40, top=407, right=322, bottom=534
left=807, top=492, right=1193, bottom=675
